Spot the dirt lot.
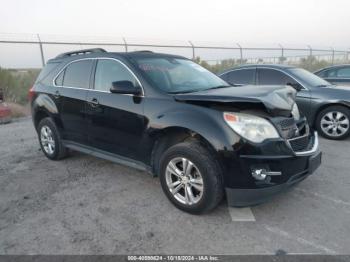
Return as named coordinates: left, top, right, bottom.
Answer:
left=0, top=118, right=349, bottom=255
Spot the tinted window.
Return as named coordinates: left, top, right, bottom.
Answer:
left=94, top=59, right=138, bottom=92
left=336, top=67, right=350, bottom=78
left=223, top=69, right=255, bottom=85
left=63, top=60, right=93, bottom=88
left=258, top=68, right=296, bottom=85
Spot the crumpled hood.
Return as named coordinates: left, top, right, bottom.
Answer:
left=174, top=85, right=297, bottom=116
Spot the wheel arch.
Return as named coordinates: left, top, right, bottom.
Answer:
left=150, top=126, right=222, bottom=176
left=32, top=93, right=62, bottom=131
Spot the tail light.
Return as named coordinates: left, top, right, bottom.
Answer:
left=28, top=86, right=35, bottom=102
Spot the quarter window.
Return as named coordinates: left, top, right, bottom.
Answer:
left=257, top=69, right=296, bottom=85
left=94, top=59, right=138, bottom=92
left=55, top=70, right=64, bottom=86
left=222, top=69, right=255, bottom=85
left=62, top=60, right=94, bottom=88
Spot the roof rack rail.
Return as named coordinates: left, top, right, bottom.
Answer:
left=55, top=48, right=107, bottom=59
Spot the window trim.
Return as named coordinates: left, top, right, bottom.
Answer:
left=53, top=58, right=94, bottom=90
left=218, top=68, right=256, bottom=85
left=53, top=57, right=145, bottom=96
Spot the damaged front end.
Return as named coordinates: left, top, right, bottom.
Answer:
left=175, top=85, right=322, bottom=206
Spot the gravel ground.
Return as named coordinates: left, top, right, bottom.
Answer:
left=0, top=118, right=349, bottom=255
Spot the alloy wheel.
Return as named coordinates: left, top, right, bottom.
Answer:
left=165, top=157, right=204, bottom=205
left=320, top=111, right=349, bottom=137
left=40, top=125, right=55, bottom=155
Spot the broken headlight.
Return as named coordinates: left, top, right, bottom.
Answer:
left=223, top=112, right=280, bottom=143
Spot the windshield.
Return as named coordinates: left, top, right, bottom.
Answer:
left=288, top=68, right=331, bottom=87
left=134, top=57, right=229, bottom=93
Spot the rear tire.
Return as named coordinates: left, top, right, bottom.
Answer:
left=159, top=140, right=224, bottom=214
left=37, top=117, right=68, bottom=160
left=316, top=106, right=350, bottom=140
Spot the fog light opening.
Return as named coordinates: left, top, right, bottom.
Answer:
left=251, top=167, right=282, bottom=181
left=251, top=168, right=268, bottom=181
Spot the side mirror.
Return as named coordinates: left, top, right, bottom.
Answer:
left=110, top=81, right=141, bottom=95
left=287, top=82, right=303, bottom=92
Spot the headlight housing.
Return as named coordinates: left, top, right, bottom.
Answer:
left=291, top=103, right=300, bottom=120
left=223, top=112, right=280, bottom=143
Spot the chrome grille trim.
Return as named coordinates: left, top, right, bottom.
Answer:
left=287, top=131, right=319, bottom=156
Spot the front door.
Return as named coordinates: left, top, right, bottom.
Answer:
left=86, top=58, right=146, bottom=161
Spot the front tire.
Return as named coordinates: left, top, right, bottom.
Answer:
left=316, top=106, right=350, bottom=140
left=159, top=140, right=224, bottom=214
left=37, top=117, right=68, bottom=160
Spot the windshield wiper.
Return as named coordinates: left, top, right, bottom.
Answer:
left=169, top=85, right=231, bottom=94
left=315, top=84, right=331, bottom=87
left=204, top=85, right=231, bottom=91
left=168, top=89, right=201, bottom=94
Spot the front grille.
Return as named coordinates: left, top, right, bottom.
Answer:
left=289, top=135, right=309, bottom=152
left=273, top=117, right=298, bottom=139
left=271, top=116, right=314, bottom=154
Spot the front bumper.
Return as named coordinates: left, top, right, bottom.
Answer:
left=225, top=131, right=322, bottom=207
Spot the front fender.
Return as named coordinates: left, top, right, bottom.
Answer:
left=145, top=99, right=238, bottom=153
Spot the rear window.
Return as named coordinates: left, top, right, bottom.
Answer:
left=62, top=60, right=94, bottom=88
left=35, top=62, right=60, bottom=83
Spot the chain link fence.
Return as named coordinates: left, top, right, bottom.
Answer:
left=0, top=33, right=349, bottom=71
left=0, top=33, right=349, bottom=106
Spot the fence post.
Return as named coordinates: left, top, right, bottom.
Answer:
left=37, top=34, right=45, bottom=67
left=188, top=41, right=195, bottom=60
left=236, top=43, right=243, bottom=64
left=331, top=47, right=335, bottom=65
left=307, top=45, right=312, bottom=57
left=278, top=44, right=284, bottom=64
left=123, top=37, right=128, bottom=52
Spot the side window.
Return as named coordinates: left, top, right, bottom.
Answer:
left=55, top=70, right=64, bottom=86
left=94, top=59, right=138, bottom=92
left=257, top=69, right=296, bottom=85
left=62, top=60, right=94, bottom=88
left=322, top=69, right=337, bottom=78
left=336, top=67, right=350, bottom=78
left=223, top=69, right=255, bottom=85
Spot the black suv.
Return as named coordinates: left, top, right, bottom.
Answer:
left=30, top=49, right=321, bottom=214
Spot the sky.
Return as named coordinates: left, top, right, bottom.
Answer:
left=0, top=0, right=349, bottom=67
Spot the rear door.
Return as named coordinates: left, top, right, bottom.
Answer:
left=256, top=68, right=312, bottom=118
left=54, top=59, right=94, bottom=145
left=86, top=58, right=146, bottom=161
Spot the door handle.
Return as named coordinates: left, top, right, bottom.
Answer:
left=89, top=98, right=99, bottom=107
left=54, top=90, right=60, bottom=99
